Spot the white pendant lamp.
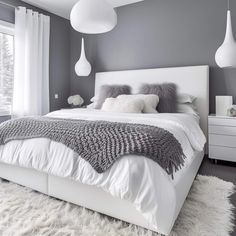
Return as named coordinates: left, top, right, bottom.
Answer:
left=215, top=0, right=236, bottom=68
left=75, top=38, right=92, bottom=77
left=70, top=0, right=117, bottom=34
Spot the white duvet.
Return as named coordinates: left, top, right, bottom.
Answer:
left=0, top=109, right=206, bottom=229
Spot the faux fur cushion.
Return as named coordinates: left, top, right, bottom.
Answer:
left=101, top=97, right=145, bottom=113
left=94, top=85, right=131, bottom=109
left=139, top=83, right=177, bottom=113
left=117, top=94, right=159, bottom=113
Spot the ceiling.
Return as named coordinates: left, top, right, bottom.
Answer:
left=21, top=0, right=144, bottom=19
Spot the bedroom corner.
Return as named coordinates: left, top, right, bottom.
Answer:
left=0, top=0, right=236, bottom=236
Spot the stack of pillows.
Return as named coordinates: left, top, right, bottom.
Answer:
left=88, top=83, right=198, bottom=116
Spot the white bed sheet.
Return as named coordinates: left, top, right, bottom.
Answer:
left=0, top=109, right=206, bottom=230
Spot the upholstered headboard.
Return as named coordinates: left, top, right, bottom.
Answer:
left=95, top=65, right=209, bottom=138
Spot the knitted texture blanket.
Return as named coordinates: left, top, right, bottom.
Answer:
left=0, top=117, right=186, bottom=176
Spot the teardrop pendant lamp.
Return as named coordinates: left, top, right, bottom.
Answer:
left=75, top=38, right=92, bottom=77
left=70, top=0, right=117, bottom=34
left=215, top=0, right=236, bottom=68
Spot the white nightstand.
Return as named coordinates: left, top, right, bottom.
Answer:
left=208, top=114, right=236, bottom=163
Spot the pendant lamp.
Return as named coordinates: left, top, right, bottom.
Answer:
left=70, top=0, right=117, bottom=34
left=215, top=0, right=236, bottom=68
left=75, top=38, right=92, bottom=77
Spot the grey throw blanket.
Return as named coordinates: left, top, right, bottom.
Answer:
left=0, top=117, right=186, bottom=176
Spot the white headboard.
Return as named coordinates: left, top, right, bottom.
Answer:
left=95, top=65, right=209, bottom=138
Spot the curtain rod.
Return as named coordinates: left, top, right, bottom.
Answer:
left=0, top=1, right=17, bottom=9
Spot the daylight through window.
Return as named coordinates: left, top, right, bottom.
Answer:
left=0, top=23, right=14, bottom=116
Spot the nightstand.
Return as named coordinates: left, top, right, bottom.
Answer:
left=208, top=114, right=236, bottom=163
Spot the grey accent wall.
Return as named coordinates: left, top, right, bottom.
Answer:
left=2, top=0, right=236, bottom=112
left=70, top=0, right=236, bottom=112
left=0, top=0, right=71, bottom=111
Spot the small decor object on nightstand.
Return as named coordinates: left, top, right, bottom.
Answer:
left=215, top=96, right=233, bottom=116
left=227, top=105, right=236, bottom=117
left=67, top=95, right=84, bottom=108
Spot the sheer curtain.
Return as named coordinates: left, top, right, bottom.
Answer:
left=13, top=7, right=50, bottom=117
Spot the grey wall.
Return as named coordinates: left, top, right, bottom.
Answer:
left=0, top=0, right=71, bottom=111
left=2, top=0, right=236, bottom=113
left=70, top=0, right=236, bottom=112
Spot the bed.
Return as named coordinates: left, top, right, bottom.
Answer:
left=0, top=65, right=209, bottom=235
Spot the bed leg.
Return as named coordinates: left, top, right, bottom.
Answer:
left=214, top=159, right=218, bottom=165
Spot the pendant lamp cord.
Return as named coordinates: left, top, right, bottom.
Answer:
left=228, top=0, right=230, bottom=10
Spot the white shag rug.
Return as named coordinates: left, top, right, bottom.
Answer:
left=0, top=175, right=234, bottom=236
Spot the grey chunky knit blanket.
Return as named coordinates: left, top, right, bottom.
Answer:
left=0, top=117, right=186, bottom=176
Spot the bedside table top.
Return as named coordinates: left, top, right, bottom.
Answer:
left=209, top=114, right=236, bottom=119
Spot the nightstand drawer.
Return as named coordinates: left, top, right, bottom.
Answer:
left=209, top=145, right=236, bottom=162
left=209, top=117, right=236, bottom=126
left=209, top=134, right=236, bottom=148
left=209, top=125, right=236, bottom=135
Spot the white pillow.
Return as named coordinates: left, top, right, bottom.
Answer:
left=177, top=103, right=199, bottom=116
left=178, top=93, right=196, bottom=104
left=90, top=96, right=96, bottom=103
left=90, top=96, right=99, bottom=108
left=87, top=103, right=95, bottom=109
left=102, top=97, right=145, bottom=113
left=117, top=94, right=159, bottom=113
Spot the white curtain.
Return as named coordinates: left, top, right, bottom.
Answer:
left=13, top=7, right=50, bottom=117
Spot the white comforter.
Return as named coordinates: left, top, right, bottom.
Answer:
left=0, top=109, right=206, bottom=229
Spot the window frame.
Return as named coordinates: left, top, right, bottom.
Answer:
left=0, top=20, right=15, bottom=116
left=0, top=20, right=14, bottom=36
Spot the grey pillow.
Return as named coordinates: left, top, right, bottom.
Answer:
left=95, top=85, right=131, bottom=109
left=139, top=83, right=177, bottom=113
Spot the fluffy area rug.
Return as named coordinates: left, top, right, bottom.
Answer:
left=0, top=175, right=234, bottom=236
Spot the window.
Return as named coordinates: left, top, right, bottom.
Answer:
left=0, top=20, right=14, bottom=116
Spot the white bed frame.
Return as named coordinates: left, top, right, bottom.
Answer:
left=0, top=65, right=209, bottom=235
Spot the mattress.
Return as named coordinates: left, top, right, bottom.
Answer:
left=0, top=109, right=206, bottom=230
